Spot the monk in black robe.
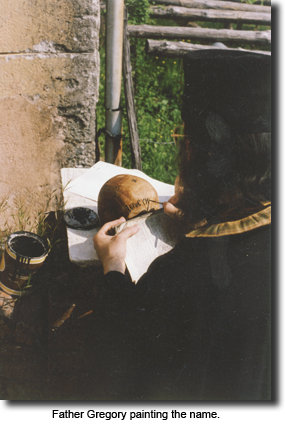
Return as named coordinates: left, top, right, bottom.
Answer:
left=93, top=51, right=271, bottom=400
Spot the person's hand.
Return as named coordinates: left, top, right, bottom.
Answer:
left=93, top=217, right=140, bottom=274
left=163, top=176, right=184, bottom=220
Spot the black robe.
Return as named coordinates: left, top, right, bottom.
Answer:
left=94, top=221, right=271, bottom=401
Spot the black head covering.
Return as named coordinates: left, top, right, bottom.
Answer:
left=182, top=50, right=271, bottom=136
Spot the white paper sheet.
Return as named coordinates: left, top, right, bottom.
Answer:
left=66, top=161, right=175, bottom=203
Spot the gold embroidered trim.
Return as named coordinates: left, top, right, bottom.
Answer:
left=185, top=205, right=271, bottom=238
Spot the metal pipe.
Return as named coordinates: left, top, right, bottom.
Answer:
left=105, top=0, right=124, bottom=111
left=105, top=0, right=124, bottom=164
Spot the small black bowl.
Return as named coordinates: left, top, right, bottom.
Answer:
left=63, top=207, right=99, bottom=230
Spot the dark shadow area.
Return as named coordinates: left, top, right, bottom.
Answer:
left=0, top=215, right=108, bottom=400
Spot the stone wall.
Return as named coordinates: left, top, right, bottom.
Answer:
left=0, top=0, right=100, bottom=221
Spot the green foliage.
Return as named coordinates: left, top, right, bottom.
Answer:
left=125, top=49, right=182, bottom=183
left=125, top=0, right=150, bottom=25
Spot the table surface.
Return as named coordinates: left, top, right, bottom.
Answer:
left=61, top=168, right=101, bottom=267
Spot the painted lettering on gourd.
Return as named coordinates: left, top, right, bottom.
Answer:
left=125, top=198, right=149, bottom=212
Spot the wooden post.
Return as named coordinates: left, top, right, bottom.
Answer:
left=122, top=7, right=142, bottom=170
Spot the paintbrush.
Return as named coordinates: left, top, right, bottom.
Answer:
left=149, top=200, right=163, bottom=205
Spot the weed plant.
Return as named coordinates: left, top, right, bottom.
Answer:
left=0, top=189, right=65, bottom=251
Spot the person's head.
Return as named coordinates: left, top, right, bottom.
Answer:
left=178, top=51, right=271, bottom=225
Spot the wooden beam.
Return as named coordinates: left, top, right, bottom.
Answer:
left=100, top=1, right=271, bottom=12
left=128, top=25, right=271, bottom=46
left=150, top=0, right=271, bottom=14
left=149, top=6, right=271, bottom=26
left=122, top=8, right=142, bottom=171
left=216, top=0, right=270, bottom=4
left=146, top=39, right=271, bottom=59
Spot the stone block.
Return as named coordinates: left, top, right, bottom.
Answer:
left=0, top=0, right=100, bottom=54
left=0, top=51, right=99, bottom=222
left=0, top=0, right=100, bottom=228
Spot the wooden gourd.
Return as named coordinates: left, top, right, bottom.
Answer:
left=98, top=174, right=160, bottom=224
